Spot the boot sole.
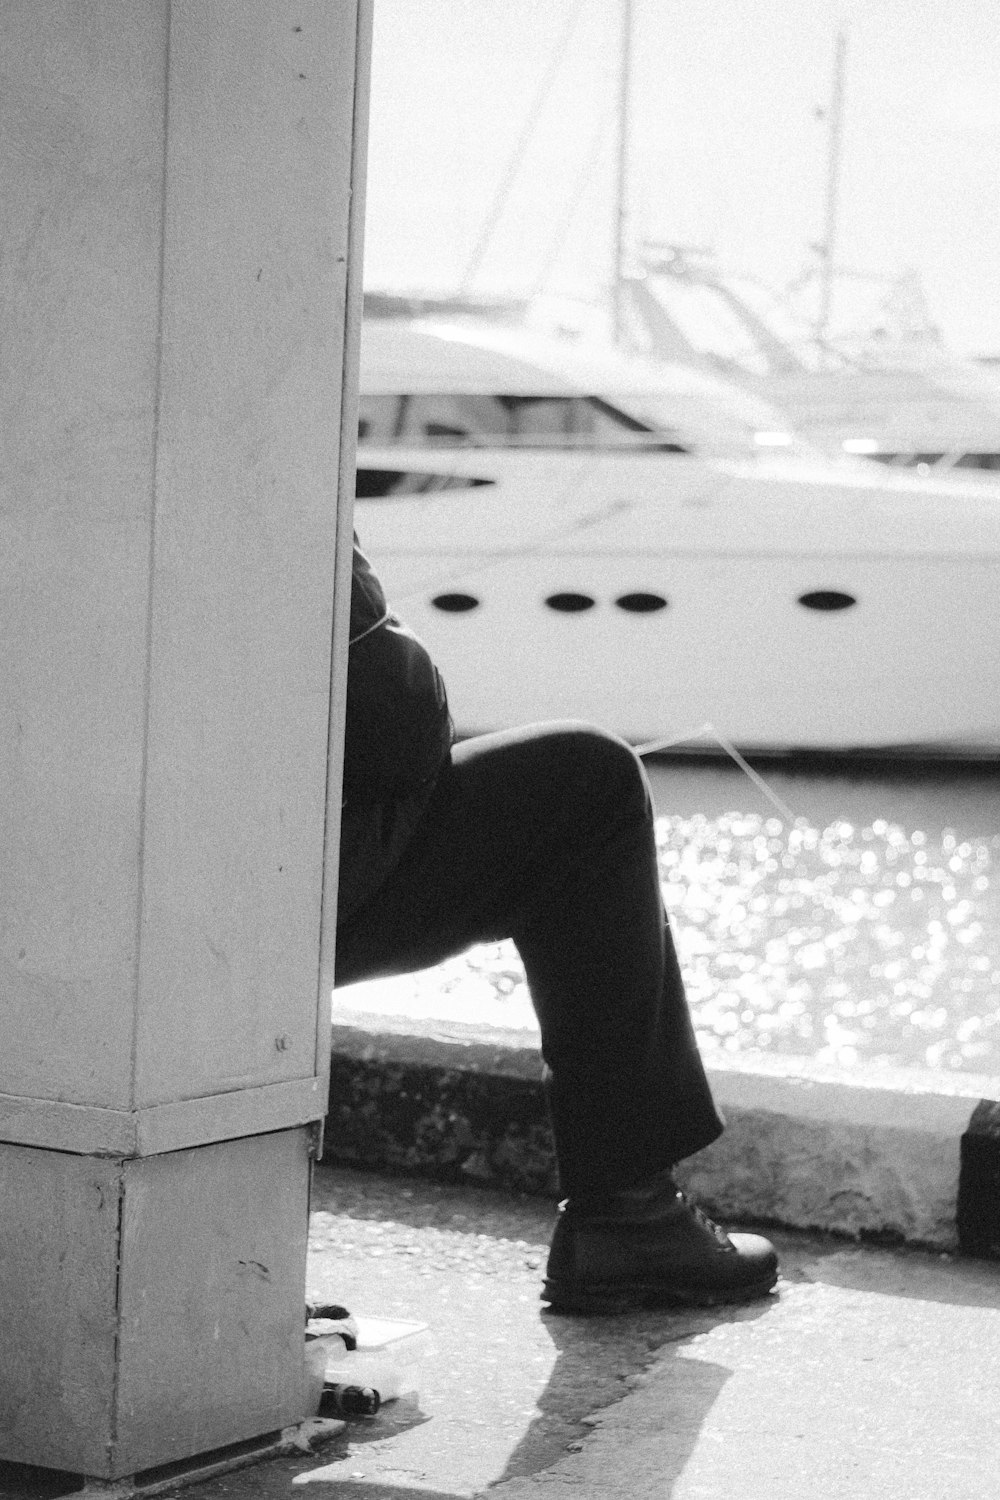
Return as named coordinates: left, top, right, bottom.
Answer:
left=541, top=1268, right=778, bottom=1315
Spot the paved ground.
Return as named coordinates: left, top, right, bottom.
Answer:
left=4, top=1163, right=1000, bottom=1499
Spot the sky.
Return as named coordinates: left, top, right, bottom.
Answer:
left=362, top=0, right=1000, bottom=355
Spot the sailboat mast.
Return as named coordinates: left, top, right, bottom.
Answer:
left=816, top=29, right=847, bottom=360
left=612, top=0, right=633, bottom=345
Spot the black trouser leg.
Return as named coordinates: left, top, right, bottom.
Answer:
left=334, top=723, right=723, bottom=1198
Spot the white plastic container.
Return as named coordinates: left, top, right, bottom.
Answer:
left=322, top=1317, right=433, bottom=1406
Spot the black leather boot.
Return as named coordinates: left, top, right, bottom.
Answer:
left=542, top=1169, right=779, bottom=1313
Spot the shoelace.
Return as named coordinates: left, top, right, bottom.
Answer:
left=678, top=1192, right=735, bottom=1251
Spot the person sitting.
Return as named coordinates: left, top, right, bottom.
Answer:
left=333, top=536, right=778, bottom=1313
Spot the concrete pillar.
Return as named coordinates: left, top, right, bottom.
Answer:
left=0, top=0, right=370, bottom=1477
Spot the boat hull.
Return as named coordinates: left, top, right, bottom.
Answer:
left=357, top=449, right=1000, bottom=755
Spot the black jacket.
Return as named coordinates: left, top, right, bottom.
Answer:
left=337, top=537, right=453, bottom=923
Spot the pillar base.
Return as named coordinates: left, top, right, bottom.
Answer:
left=0, top=1129, right=313, bottom=1479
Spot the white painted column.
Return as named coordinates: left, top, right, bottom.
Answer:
left=0, top=0, right=370, bottom=1476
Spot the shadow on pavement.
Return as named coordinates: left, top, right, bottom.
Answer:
left=293, top=1486, right=466, bottom=1499
left=0, top=1464, right=82, bottom=1500
left=493, top=1292, right=777, bottom=1487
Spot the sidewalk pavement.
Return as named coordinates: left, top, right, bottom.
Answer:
left=6, top=1162, right=996, bottom=1500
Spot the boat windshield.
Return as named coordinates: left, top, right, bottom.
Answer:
left=357, top=392, right=689, bottom=452
left=614, top=392, right=796, bottom=459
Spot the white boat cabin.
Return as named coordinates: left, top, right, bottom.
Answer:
left=355, top=316, right=1000, bottom=759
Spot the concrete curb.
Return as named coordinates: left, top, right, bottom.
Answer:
left=323, top=1008, right=1000, bottom=1255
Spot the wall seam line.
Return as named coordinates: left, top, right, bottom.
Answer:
left=314, top=0, right=374, bottom=1100
left=132, top=0, right=174, bottom=1124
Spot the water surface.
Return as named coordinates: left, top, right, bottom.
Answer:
left=335, top=756, right=1000, bottom=1079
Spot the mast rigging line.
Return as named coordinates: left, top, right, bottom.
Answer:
left=635, top=724, right=798, bottom=823
left=458, top=0, right=588, bottom=293
left=531, top=115, right=610, bottom=298
left=815, top=29, right=848, bottom=360
left=612, top=0, right=633, bottom=345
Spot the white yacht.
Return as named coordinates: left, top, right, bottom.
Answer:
left=356, top=313, right=1000, bottom=758
left=625, top=253, right=1000, bottom=478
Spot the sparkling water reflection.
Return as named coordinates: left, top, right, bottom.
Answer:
left=334, top=763, right=1000, bottom=1077
left=659, top=812, right=1000, bottom=1072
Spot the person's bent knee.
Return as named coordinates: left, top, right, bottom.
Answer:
left=535, top=720, right=651, bottom=822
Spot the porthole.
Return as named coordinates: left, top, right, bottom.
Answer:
left=545, top=592, right=596, bottom=612
left=615, top=592, right=668, bottom=613
left=797, top=590, right=857, bottom=612
left=432, top=593, right=480, bottom=613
